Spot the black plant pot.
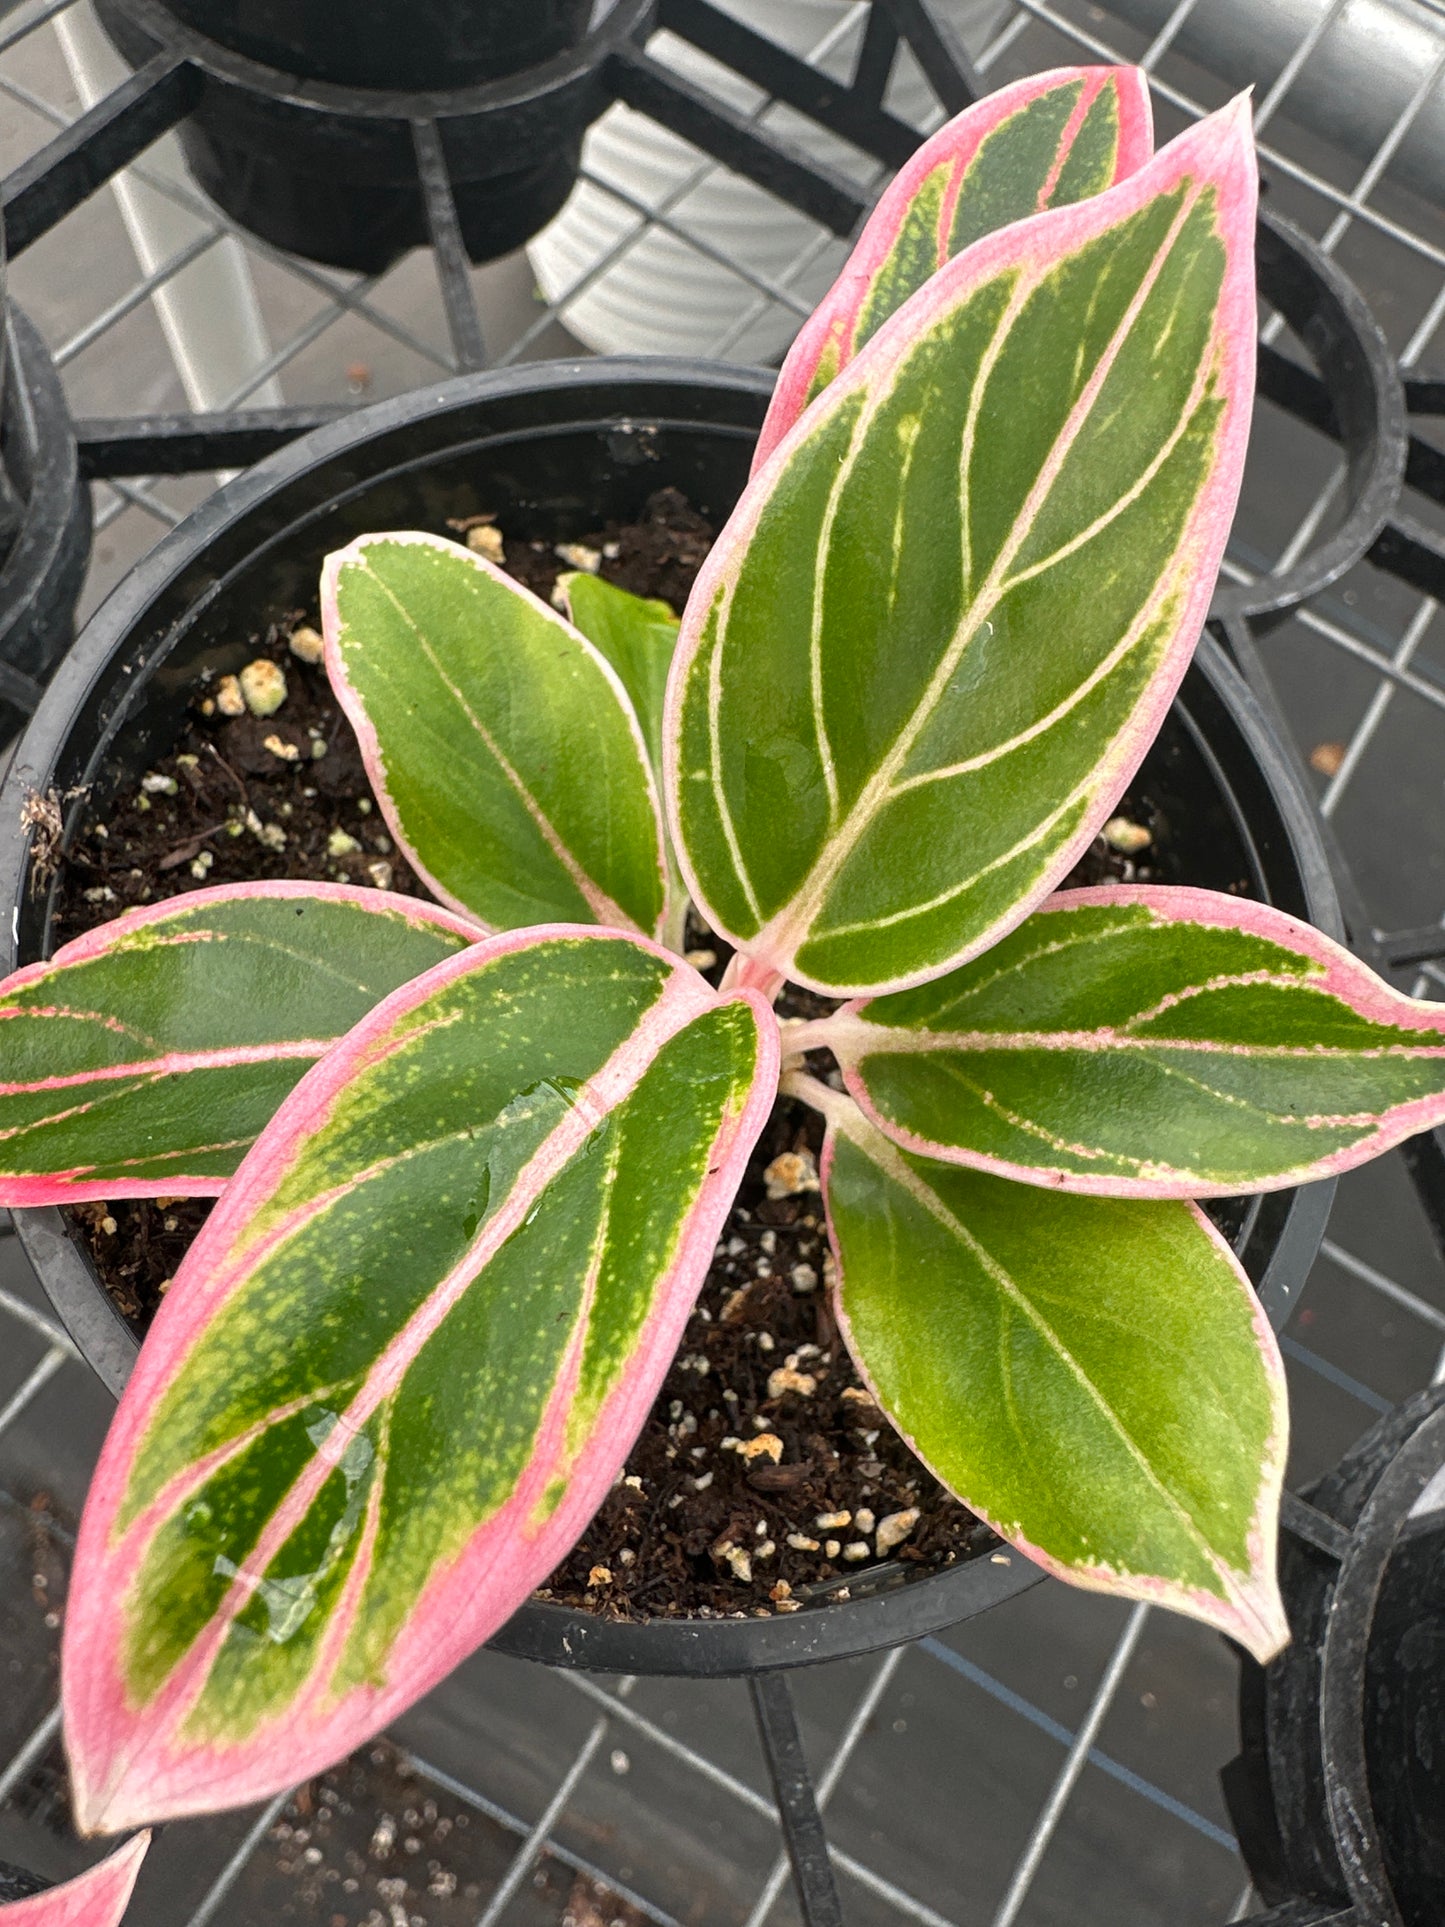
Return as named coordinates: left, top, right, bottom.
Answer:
left=156, top=0, right=597, bottom=90
left=1226, top=1387, right=1445, bottom=1927
left=0, top=1860, right=47, bottom=1902
left=95, top=0, right=652, bottom=274
left=0, top=359, right=1339, bottom=1677
left=0, top=278, right=91, bottom=743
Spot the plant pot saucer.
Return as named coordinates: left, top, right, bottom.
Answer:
left=0, top=359, right=1338, bottom=1677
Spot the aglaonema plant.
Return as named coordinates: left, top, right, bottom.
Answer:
left=6, top=71, right=1445, bottom=1837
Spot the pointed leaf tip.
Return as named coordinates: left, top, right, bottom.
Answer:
left=756, top=65, right=1156, bottom=464
left=322, top=531, right=668, bottom=939
left=0, top=1833, right=149, bottom=1925
left=64, top=925, right=777, bottom=1828
left=670, top=102, right=1258, bottom=996
left=829, top=885, right=1445, bottom=1197
left=818, top=1098, right=1289, bottom=1659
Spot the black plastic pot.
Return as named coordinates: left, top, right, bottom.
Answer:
left=0, top=1860, right=47, bottom=1902
left=1226, top=1387, right=1445, bottom=1927
left=1210, top=209, right=1407, bottom=628
left=0, top=359, right=1339, bottom=1677
left=0, top=217, right=91, bottom=743
left=95, top=0, right=652, bottom=274
left=155, top=0, right=596, bottom=90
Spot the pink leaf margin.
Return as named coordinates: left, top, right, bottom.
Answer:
left=754, top=64, right=1154, bottom=467
left=0, top=1833, right=149, bottom=1924
left=667, top=97, right=1258, bottom=999
left=0, top=881, right=482, bottom=1206
left=63, top=924, right=779, bottom=1831
left=834, top=883, right=1445, bottom=1198
left=811, top=1087, right=1289, bottom=1662
left=320, top=531, right=671, bottom=940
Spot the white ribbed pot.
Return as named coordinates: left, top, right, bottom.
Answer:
left=529, top=0, right=1007, bottom=363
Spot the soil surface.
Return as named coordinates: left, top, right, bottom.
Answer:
left=51, top=487, right=1169, bottom=1620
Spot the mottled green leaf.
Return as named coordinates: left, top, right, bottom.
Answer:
left=807, top=1079, right=1287, bottom=1657
left=0, top=883, right=477, bottom=1202
left=821, top=887, right=1445, bottom=1196
left=323, top=533, right=667, bottom=936
left=64, top=929, right=777, bottom=1830
left=669, top=103, right=1257, bottom=996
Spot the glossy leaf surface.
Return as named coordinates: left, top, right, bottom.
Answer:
left=323, top=533, right=667, bottom=937
left=811, top=1083, right=1288, bottom=1658
left=756, top=66, right=1153, bottom=464
left=0, top=1834, right=149, bottom=1924
left=65, top=928, right=776, bottom=1829
left=669, top=102, right=1257, bottom=996
left=825, top=887, right=1445, bottom=1196
left=0, top=884, right=477, bottom=1203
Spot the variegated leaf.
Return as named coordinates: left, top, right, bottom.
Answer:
left=0, top=1834, right=149, bottom=1924
left=0, top=883, right=478, bottom=1203
left=64, top=927, right=777, bottom=1830
left=802, top=1078, right=1288, bottom=1659
left=323, top=533, right=668, bottom=937
left=756, top=65, right=1153, bottom=463
left=668, top=101, right=1257, bottom=997
left=817, top=886, right=1445, bottom=1197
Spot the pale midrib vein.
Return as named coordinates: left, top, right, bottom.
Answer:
left=847, top=1114, right=1242, bottom=1583
left=361, top=569, right=641, bottom=931
left=136, top=980, right=701, bottom=1731
left=993, top=341, right=1216, bottom=597
left=707, top=580, right=764, bottom=928
left=813, top=769, right=1088, bottom=942
left=1034, top=79, right=1094, bottom=211
left=863, top=1026, right=1445, bottom=1064
left=211, top=930, right=429, bottom=1002
left=759, top=183, right=1205, bottom=960
left=863, top=921, right=1144, bottom=1023
left=810, top=409, right=862, bottom=828
left=885, top=546, right=1183, bottom=797
left=923, top=1049, right=1370, bottom=1165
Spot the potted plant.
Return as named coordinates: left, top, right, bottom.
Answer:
left=91, top=0, right=632, bottom=272
left=1, top=67, right=1440, bottom=1843
left=0, top=218, right=91, bottom=745
left=1225, top=1385, right=1445, bottom=1927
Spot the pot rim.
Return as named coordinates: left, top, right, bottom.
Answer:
left=97, top=0, right=657, bottom=122
left=0, top=355, right=1339, bottom=1676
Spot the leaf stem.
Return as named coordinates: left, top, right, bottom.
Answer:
left=779, top=1068, right=854, bottom=1127
left=720, top=950, right=788, bottom=1002
left=661, top=885, right=692, bottom=958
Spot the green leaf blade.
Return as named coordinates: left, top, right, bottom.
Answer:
left=64, top=929, right=777, bottom=1829
left=819, top=1093, right=1288, bottom=1658
left=0, top=883, right=479, bottom=1202
left=828, top=886, right=1445, bottom=1195
left=323, top=533, right=667, bottom=938
left=562, top=571, right=679, bottom=784
left=670, top=102, right=1257, bottom=996
left=756, top=67, right=1155, bottom=461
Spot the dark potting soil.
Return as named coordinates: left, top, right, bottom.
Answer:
left=50, top=487, right=1174, bottom=1621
